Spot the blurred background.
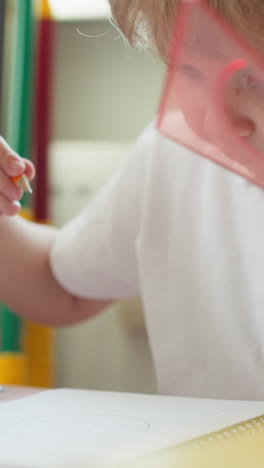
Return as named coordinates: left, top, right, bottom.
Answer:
left=0, top=0, right=164, bottom=394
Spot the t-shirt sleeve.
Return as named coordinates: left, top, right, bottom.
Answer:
left=49, top=123, right=156, bottom=299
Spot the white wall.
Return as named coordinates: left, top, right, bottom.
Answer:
left=52, top=20, right=164, bottom=141
left=50, top=19, right=164, bottom=394
left=55, top=305, right=157, bottom=393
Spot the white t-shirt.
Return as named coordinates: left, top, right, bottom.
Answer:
left=50, top=113, right=264, bottom=400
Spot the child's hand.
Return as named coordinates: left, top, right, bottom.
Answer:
left=0, top=136, right=35, bottom=216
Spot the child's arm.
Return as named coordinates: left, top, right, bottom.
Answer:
left=0, top=215, right=112, bottom=325
left=0, top=136, right=112, bottom=324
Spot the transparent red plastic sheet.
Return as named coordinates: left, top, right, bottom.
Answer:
left=157, top=0, right=264, bottom=188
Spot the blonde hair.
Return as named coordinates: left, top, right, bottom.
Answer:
left=108, top=0, right=264, bottom=62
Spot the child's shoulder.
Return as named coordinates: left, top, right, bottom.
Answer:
left=135, top=111, right=206, bottom=168
left=139, top=111, right=211, bottom=157
left=135, top=111, right=187, bottom=155
left=128, top=111, right=223, bottom=185
left=155, top=110, right=215, bottom=154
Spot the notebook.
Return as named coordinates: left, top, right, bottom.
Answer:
left=0, top=389, right=264, bottom=467
left=120, top=412, right=264, bottom=468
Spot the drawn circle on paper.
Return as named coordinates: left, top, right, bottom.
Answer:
left=16, top=413, right=150, bottom=435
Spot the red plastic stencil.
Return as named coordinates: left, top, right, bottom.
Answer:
left=157, top=0, right=264, bottom=188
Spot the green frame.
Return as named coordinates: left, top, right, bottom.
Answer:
left=0, top=0, right=35, bottom=353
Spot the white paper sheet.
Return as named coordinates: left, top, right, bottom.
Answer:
left=0, top=389, right=264, bottom=467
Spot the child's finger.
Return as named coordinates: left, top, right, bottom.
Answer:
left=0, top=136, right=25, bottom=176
left=23, top=159, right=36, bottom=181
left=0, top=137, right=35, bottom=194
left=0, top=192, right=21, bottom=216
left=0, top=169, right=23, bottom=201
left=12, top=160, right=35, bottom=193
left=6, top=156, right=25, bottom=178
